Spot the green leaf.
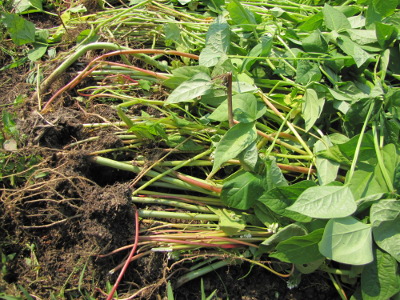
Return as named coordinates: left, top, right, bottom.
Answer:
left=323, top=4, right=351, bottom=32
left=270, top=229, right=325, bottom=264
left=1, top=13, right=36, bottom=45
left=166, top=73, right=213, bottom=104
left=259, top=181, right=315, bottom=223
left=164, top=23, right=182, bottom=46
left=208, top=93, right=266, bottom=123
left=254, top=202, right=278, bottom=227
left=371, top=200, right=400, bottom=262
left=212, top=122, right=257, bottom=173
left=117, top=107, right=134, bottom=128
left=296, top=61, right=322, bottom=86
left=372, top=0, right=398, bottom=17
left=287, top=185, right=356, bottom=219
left=14, top=0, right=43, bottom=13
left=261, top=223, right=307, bottom=251
left=295, top=258, right=325, bottom=274
left=302, top=30, right=328, bottom=53
left=221, top=171, right=264, bottom=210
left=163, top=66, right=210, bottom=89
left=314, top=137, right=340, bottom=185
left=361, top=247, right=400, bottom=300
left=319, top=217, right=373, bottom=265
left=242, top=36, right=273, bottom=71
left=301, top=88, right=324, bottom=132
left=375, top=22, right=398, bottom=49
left=378, top=144, right=400, bottom=192
left=346, top=29, right=377, bottom=45
left=227, top=0, right=258, bottom=31
left=348, top=169, right=385, bottom=199
left=264, top=157, right=288, bottom=190
left=199, top=16, right=230, bottom=67
left=337, top=35, right=371, bottom=67
left=209, top=207, right=246, bottom=235
left=299, top=12, right=323, bottom=31
left=166, top=135, right=204, bottom=151
left=2, top=111, right=19, bottom=138
left=167, top=281, right=174, bottom=300
left=238, top=141, right=258, bottom=171
left=27, top=43, right=47, bottom=61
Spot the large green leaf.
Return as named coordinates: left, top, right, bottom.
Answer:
left=207, top=93, right=266, bottom=123
left=323, top=4, right=351, bottom=32
left=259, top=181, right=315, bottom=223
left=212, top=122, right=257, bottom=173
left=287, top=185, right=356, bottom=219
left=319, top=217, right=373, bottom=265
left=296, top=62, right=322, bottom=86
left=301, top=88, right=324, bottom=132
left=346, top=29, right=378, bottom=45
left=375, top=23, right=398, bottom=49
left=361, top=247, right=400, bottom=300
left=299, top=12, right=323, bottom=31
left=163, top=66, right=210, bottom=89
left=270, top=229, right=325, bottom=264
left=372, top=0, right=398, bottom=17
left=166, top=73, right=213, bottom=104
left=337, top=35, right=372, bottom=67
left=371, top=200, right=400, bottom=262
left=227, top=0, right=258, bottom=31
left=242, top=36, right=273, bottom=71
left=221, top=171, right=264, bottom=210
left=199, top=16, right=230, bottom=67
left=348, top=169, right=384, bottom=199
left=302, top=30, right=328, bottom=53
left=1, top=13, right=36, bottom=45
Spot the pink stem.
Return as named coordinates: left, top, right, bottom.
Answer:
left=106, top=208, right=140, bottom=300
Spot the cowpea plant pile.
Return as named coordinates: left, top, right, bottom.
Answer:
left=33, top=0, right=400, bottom=298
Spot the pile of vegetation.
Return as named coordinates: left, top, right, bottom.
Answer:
left=1, top=0, right=399, bottom=299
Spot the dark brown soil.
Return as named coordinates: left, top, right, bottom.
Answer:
left=1, top=12, right=343, bottom=300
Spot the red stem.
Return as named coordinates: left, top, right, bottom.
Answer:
left=106, top=208, right=140, bottom=300
left=174, top=172, right=222, bottom=194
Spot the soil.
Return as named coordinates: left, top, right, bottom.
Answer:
left=0, top=10, right=343, bottom=300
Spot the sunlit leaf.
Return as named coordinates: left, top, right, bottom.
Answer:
left=287, top=185, right=356, bottom=219
left=319, top=217, right=373, bottom=265
left=212, top=122, right=257, bottom=173
left=166, top=73, right=213, bottom=104
left=371, top=200, right=400, bottom=262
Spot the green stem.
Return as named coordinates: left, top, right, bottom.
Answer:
left=139, top=190, right=222, bottom=206
left=131, top=148, right=214, bottom=196
left=90, top=156, right=216, bottom=195
left=347, top=101, right=374, bottom=182
left=174, top=259, right=233, bottom=288
left=327, top=273, right=348, bottom=300
left=258, top=92, right=314, bottom=157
